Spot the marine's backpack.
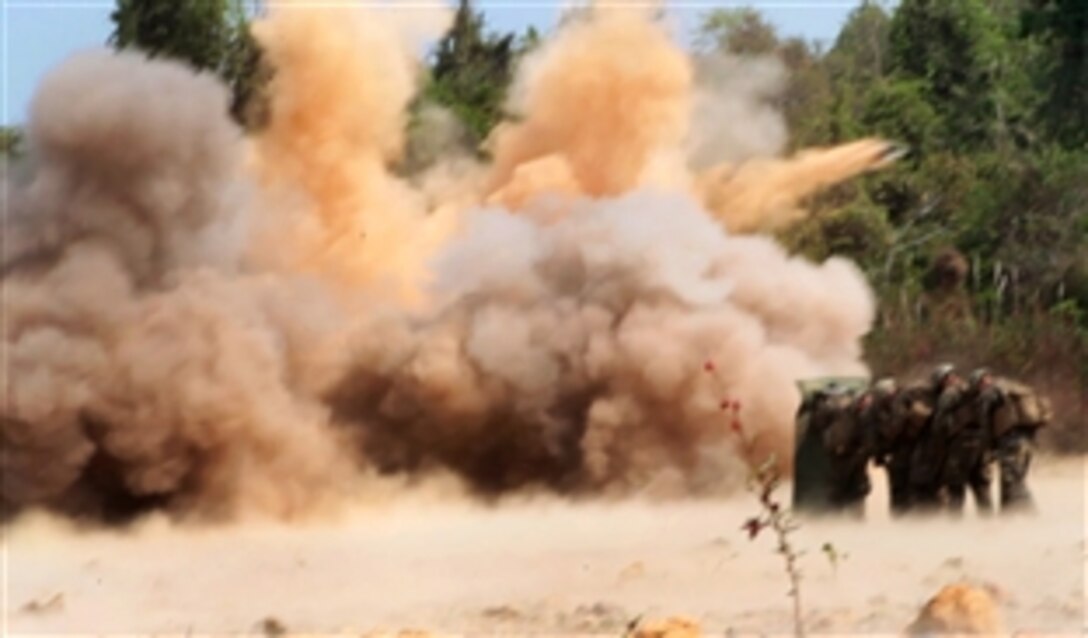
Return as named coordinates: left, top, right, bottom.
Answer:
left=992, top=379, right=1053, bottom=436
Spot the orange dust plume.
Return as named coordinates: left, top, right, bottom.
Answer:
left=484, top=8, right=899, bottom=235
left=486, top=7, right=692, bottom=203
left=697, top=138, right=905, bottom=233
left=247, top=3, right=452, bottom=301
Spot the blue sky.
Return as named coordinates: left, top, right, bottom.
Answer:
left=2, top=1, right=861, bottom=126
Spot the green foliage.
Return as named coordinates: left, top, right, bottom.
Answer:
left=887, top=0, right=1020, bottom=150
left=425, top=0, right=517, bottom=143
left=1021, top=0, right=1088, bottom=147
left=695, top=7, right=780, bottom=56
left=859, top=79, right=939, bottom=154
left=779, top=39, right=836, bottom=147
left=222, top=7, right=272, bottom=131
left=1, top=127, right=23, bottom=157
left=780, top=198, right=894, bottom=272
left=109, top=0, right=269, bottom=130
left=110, top=0, right=233, bottom=71
left=827, top=1, right=892, bottom=85
left=823, top=3, right=893, bottom=143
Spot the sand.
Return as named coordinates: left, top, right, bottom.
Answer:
left=5, top=457, right=1084, bottom=636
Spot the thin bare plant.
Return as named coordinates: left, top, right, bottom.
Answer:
left=703, top=360, right=806, bottom=638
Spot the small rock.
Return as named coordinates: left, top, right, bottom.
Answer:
left=978, top=580, right=1011, bottom=604
left=256, top=616, right=287, bottom=637
left=906, top=583, right=1003, bottom=636
left=810, top=615, right=834, bottom=632
left=942, top=556, right=965, bottom=570
left=572, top=602, right=628, bottom=631
left=633, top=616, right=702, bottom=638
left=619, top=561, right=646, bottom=582
left=481, top=605, right=522, bottom=621
left=20, top=592, right=64, bottom=615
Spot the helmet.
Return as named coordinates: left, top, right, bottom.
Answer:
left=969, top=367, right=993, bottom=388
left=873, top=377, right=897, bottom=396
left=931, top=363, right=956, bottom=387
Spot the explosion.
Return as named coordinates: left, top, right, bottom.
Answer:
left=1, top=5, right=896, bottom=521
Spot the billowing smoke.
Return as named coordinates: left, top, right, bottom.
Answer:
left=698, top=138, right=905, bottom=233
left=687, top=54, right=790, bottom=169
left=2, top=5, right=888, bottom=522
left=2, top=51, right=359, bottom=521
left=246, top=5, right=453, bottom=301
left=486, top=7, right=692, bottom=200
left=330, top=193, right=872, bottom=496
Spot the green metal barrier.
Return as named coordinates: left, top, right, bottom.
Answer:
left=791, top=377, right=868, bottom=515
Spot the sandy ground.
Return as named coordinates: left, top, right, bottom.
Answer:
left=5, top=458, right=1085, bottom=636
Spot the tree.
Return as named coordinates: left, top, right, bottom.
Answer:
left=819, top=3, right=894, bottom=143
left=221, top=1, right=272, bottom=131
left=861, top=79, right=940, bottom=155
left=778, top=38, right=835, bottom=147
left=887, top=0, right=1012, bottom=149
left=696, top=7, right=779, bottom=56
left=1021, top=0, right=1088, bottom=147
left=110, top=0, right=233, bottom=71
left=425, top=0, right=516, bottom=143
left=109, top=0, right=269, bottom=130
left=827, top=1, right=892, bottom=86
left=780, top=197, right=894, bottom=273
left=1, top=127, right=22, bottom=157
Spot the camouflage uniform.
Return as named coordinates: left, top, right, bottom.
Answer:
left=907, top=366, right=958, bottom=513
left=935, top=378, right=994, bottom=516
left=864, top=380, right=906, bottom=514
left=984, top=377, right=1050, bottom=513
left=885, top=382, right=935, bottom=515
left=821, top=391, right=873, bottom=518
left=996, top=429, right=1035, bottom=512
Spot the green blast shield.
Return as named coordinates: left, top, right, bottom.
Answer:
left=791, top=377, right=869, bottom=514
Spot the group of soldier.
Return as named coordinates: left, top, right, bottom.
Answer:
left=795, top=364, right=1052, bottom=518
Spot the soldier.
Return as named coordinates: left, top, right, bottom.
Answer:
left=935, top=369, right=995, bottom=516
left=907, top=364, right=959, bottom=513
left=821, top=388, right=873, bottom=518
left=980, top=371, right=1052, bottom=513
left=885, top=375, right=937, bottom=515
left=864, top=378, right=905, bottom=513
left=792, top=384, right=839, bottom=513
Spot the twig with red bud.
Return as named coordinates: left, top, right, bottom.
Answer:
left=704, top=361, right=806, bottom=638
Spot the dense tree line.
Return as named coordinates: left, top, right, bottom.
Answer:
left=696, top=3, right=1085, bottom=338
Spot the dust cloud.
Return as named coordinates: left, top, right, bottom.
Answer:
left=3, top=4, right=902, bottom=521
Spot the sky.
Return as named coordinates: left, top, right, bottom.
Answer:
left=2, top=1, right=862, bottom=126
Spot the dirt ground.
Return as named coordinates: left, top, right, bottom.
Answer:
left=5, top=457, right=1085, bottom=636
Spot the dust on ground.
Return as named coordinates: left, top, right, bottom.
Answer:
left=5, top=457, right=1084, bottom=635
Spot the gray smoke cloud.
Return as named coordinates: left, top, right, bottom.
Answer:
left=329, top=192, right=873, bottom=496
left=687, top=54, right=790, bottom=169
left=2, top=51, right=359, bottom=522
